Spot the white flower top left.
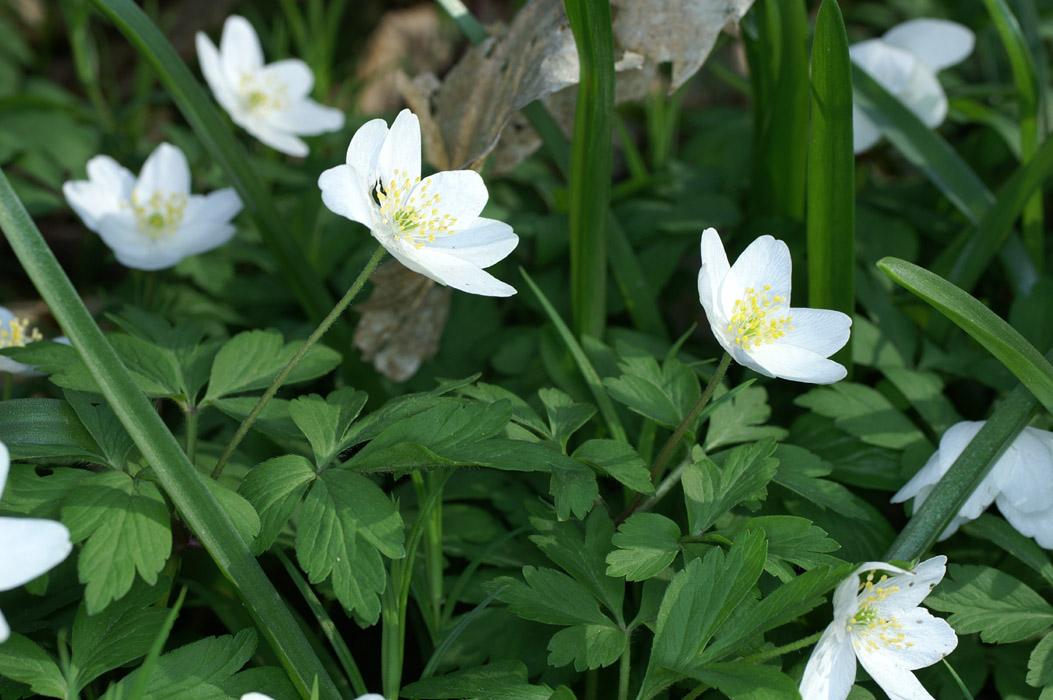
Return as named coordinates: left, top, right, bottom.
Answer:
left=196, top=15, right=345, bottom=157
left=63, top=143, right=243, bottom=271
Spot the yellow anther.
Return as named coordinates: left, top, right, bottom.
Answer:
left=130, top=190, right=187, bottom=238
left=0, top=316, right=43, bottom=350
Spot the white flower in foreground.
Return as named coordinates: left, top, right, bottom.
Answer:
left=63, top=143, right=242, bottom=271
left=851, top=18, right=975, bottom=153
left=196, top=15, right=344, bottom=157
left=892, top=421, right=1053, bottom=547
left=697, top=228, right=851, bottom=384
left=800, top=556, right=957, bottom=700
left=0, top=440, right=73, bottom=643
left=319, top=109, right=519, bottom=297
left=0, top=307, right=44, bottom=375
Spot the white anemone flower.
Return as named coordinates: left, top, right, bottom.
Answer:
left=0, top=440, right=73, bottom=643
left=0, top=306, right=44, bottom=375
left=851, top=19, right=975, bottom=153
left=318, top=109, right=519, bottom=297
left=196, top=15, right=345, bottom=157
left=63, top=143, right=243, bottom=271
left=697, top=228, right=851, bottom=384
left=799, top=556, right=958, bottom=700
left=892, top=421, right=1053, bottom=547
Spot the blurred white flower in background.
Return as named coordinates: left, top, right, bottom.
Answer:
left=196, top=15, right=345, bottom=157
left=799, top=556, right=957, bottom=700
left=0, top=306, right=44, bottom=375
left=892, top=421, right=1053, bottom=548
left=0, top=440, right=73, bottom=643
left=319, top=109, right=520, bottom=297
left=63, top=143, right=242, bottom=271
left=697, top=228, right=852, bottom=384
left=851, top=18, right=975, bottom=153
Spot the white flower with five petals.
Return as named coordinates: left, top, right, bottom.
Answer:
left=892, top=421, right=1053, bottom=548
left=319, top=109, right=519, bottom=297
left=851, top=19, right=975, bottom=153
left=799, top=556, right=958, bottom=700
left=697, top=228, right=851, bottom=384
left=0, top=440, right=73, bottom=643
left=196, top=15, right=344, bottom=157
left=63, top=143, right=242, bottom=271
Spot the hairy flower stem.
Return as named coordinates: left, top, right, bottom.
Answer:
left=618, top=352, right=732, bottom=523
left=211, top=244, right=386, bottom=479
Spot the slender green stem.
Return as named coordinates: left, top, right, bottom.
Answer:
left=618, top=353, right=732, bottom=523
left=184, top=406, right=199, bottom=465
left=380, top=581, right=401, bottom=700
left=632, top=456, right=691, bottom=515
left=411, top=470, right=445, bottom=641
left=739, top=630, right=824, bottom=664
left=434, top=0, right=488, bottom=43
left=617, top=635, right=631, bottom=700
left=212, top=245, right=386, bottom=479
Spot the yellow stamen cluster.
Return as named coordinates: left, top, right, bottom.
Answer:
left=848, top=573, right=913, bottom=652
left=0, top=316, right=43, bottom=350
left=726, top=285, right=793, bottom=348
left=376, top=168, right=457, bottom=248
left=129, top=190, right=187, bottom=238
left=239, top=72, right=289, bottom=115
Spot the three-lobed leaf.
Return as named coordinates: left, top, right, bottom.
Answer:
left=289, top=387, right=368, bottom=468
left=239, top=454, right=317, bottom=554
left=684, top=440, right=779, bottom=534
left=605, top=513, right=681, bottom=581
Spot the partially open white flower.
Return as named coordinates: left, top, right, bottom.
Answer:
left=799, top=556, right=958, bottom=700
left=63, top=143, right=242, bottom=271
left=319, top=109, right=519, bottom=297
left=196, top=15, right=344, bottom=157
left=0, top=307, right=44, bottom=375
left=851, top=18, right=975, bottom=153
left=697, top=228, right=851, bottom=384
left=892, top=421, right=1053, bottom=547
left=0, top=440, right=73, bottom=643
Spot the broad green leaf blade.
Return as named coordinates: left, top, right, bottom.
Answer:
left=289, top=388, right=369, bottom=468
left=926, top=564, right=1053, bottom=643
left=0, top=634, right=67, bottom=698
left=239, top=454, right=317, bottom=554
left=878, top=257, right=1053, bottom=414
left=604, top=350, right=699, bottom=430
left=772, top=444, right=869, bottom=520
left=547, top=624, right=626, bottom=672
left=491, top=567, right=615, bottom=628
left=605, top=513, right=681, bottom=581
left=684, top=440, right=779, bottom=534
left=572, top=439, right=653, bottom=494
left=204, top=329, right=342, bottom=403
left=677, top=661, right=801, bottom=700
left=539, top=388, right=598, bottom=449
left=704, top=385, right=787, bottom=451
left=402, top=660, right=554, bottom=700
left=0, top=398, right=103, bottom=463
left=717, top=515, right=842, bottom=582
left=966, top=514, right=1053, bottom=588
left=795, top=381, right=930, bottom=451
left=807, top=0, right=854, bottom=371
left=608, top=216, right=668, bottom=339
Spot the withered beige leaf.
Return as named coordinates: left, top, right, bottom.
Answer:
left=353, top=260, right=451, bottom=382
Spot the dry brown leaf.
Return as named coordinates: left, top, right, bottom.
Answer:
left=353, top=260, right=451, bottom=382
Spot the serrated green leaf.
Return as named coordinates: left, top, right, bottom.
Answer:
left=604, top=353, right=699, bottom=429
left=202, top=478, right=260, bottom=548
left=61, top=470, right=172, bottom=613
left=1, top=464, right=90, bottom=520
left=1028, top=632, right=1053, bottom=689
left=0, top=634, right=66, bottom=698
left=296, top=469, right=405, bottom=624
left=539, top=388, right=597, bottom=448
left=684, top=440, right=778, bottom=534
left=203, top=330, right=342, bottom=403
left=926, top=564, right=1053, bottom=643
left=401, top=659, right=554, bottom=699
left=108, top=334, right=185, bottom=400
left=718, top=516, right=842, bottom=582
left=547, top=624, right=626, bottom=672
left=966, top=514, right=1053, bottom=588
left=289, top=387, right=368, bottom=468
left=678, top=660, right=800, bottom=700
left=238, top=454, right=316, bottom=554
left=705, top=385, right=787, bottom=451
left=605, top=513, right=681, bottom=581
left=772, top=444, right=868, bottom=520
left=64, top=391, right=136, bottom=470
left=492, top=566, right=614, bottom=628
left=881, top=368, right=962, bottom=436
left=572, top=439, right=653, bottom=494
left=211, top=396, right=303, bottom=444
left=460, top=382, right=548, bottom=436
left=1, top=340, right=99, bottom=393
left=795, top=382, right=930, bottom=451
left=0, top=398, right=104, bottom=463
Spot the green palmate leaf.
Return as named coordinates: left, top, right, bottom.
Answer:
left=880, top=368, right=962, bottom=436
left=239, top=454, right=316, bottom=554
left=772, top=444, right=868, bottom=520
left=1, top=464, right=90, bottom=520
left=605, top=513, right=681, bottom=581
left=107, top=334, right=185, bottom=399
left=683, top=440, right=779, bottom=534
left=879, top=257, right=1053, bottom=415
left=0, top=634, right=66, bottom=698
left=402, top=660, right=556, bottom=700
left=717, top=516, right=842, bottom=582
left=460, top=382, right=548, bottom=436
left=69, top=580, right=172, bottom=695
left=64, top=390, right=138, bottom=471
left=296, top=469, right=405, bottom=624
left=547, top=624, right=626, bottom=672
left=350, top=398, right=512, bottom=461
left=203, top=478, right=261, bottom=548
left=571, top=439, right=653, bottom=494
left=926, top=564, right=1053, bottom=643
left=102, top=628, right=257, bottom=700
left=492, top=567, right=615, bottom=628
left=1028, top=632, right=1053, bottom=689
left=289, top=387, right=369, bottom=468
left=0, top=398, right=103, bottom=463
left=704, top=384, right=787, bottom=451
left=211, top=396, right=303, bottom=444
left=677, top=661, right=801, bottom=700
left=795, top=381, right=930, bottom=451
left=203, top=329, right=342, bottom=403
left=61, top=470, right=173, bottom=614
left=966, top=514, right=1053, bottom=587
left=604, top=351, right=699, bottom=429
left=539, top=388, right=597, bottom=448
left=638, top=530, right=767, bottom=700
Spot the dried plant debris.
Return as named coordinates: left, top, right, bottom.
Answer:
left=353, top=260, right=451, bottom=382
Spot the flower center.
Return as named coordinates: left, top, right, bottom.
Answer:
left=130, top=190, right=187, bottom=239
left=846, top=573, right=914, bottom=652
left=0, top=316, right=43, bottom=350
left=239, top=73, right=288, bottom=115
left=376, top=169, right=457, bottom=248
left=726, top=285, right=793, bottom=348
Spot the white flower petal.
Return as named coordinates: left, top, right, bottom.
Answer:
left=267, top=99, right=345, bottom=136
left=258, top=58, right=314, bottom=100
left=396, top=247, right=516, bottom=297
left=134, top=143, right=190, bottom=200
left=319, top=164, right=376, bottom=229
left=799, top=625, right=858, bottom=700
left=95, top=211, right=182, bottom=271
left=891, top=451, right=943, bottom=504
left=0, top=608, right=8, bottom=643
left=855, top=658, right=937, bottom=700
left=378, top=109, right=422, bottom=186
left=876, top=556, right=947, bottom=616
left=897, top=64, right=947, bottom=128
left=0, top=516, right=73, bottom=591
left=183, top=188, right=243, bottom=229
left=220, top=16, right=264, bottom=82
left=426, top=217, right=518, bottom=268
left=0, top=440, right=7, bottom=501
left=722, top=234, right=792, bottom=307
left=62, top=156, right=134, bottom=231
left=241, top=694, right=273, bottom=700
left=196, top=32, right=242, bottom=118
left=346, top=118, right=390, bottom=181
left=986, top=427, right=1053, bottom=513
left=746, top=343, right=847, bottom=384
left=853, top=105, right=884, bottom=153
left=241, top=118, right=309, bottom=157
left=883, top=19, right=975, bottom=73
left=851, top=40, right=917, bottom=96
left=780, top=307, right=851, bottom=358
left=697, top=227, right=730, bottom=323
left=166, top=221, right=238, bottom=259
left=410, top=170, right=488, bottom=227
left=996, top=498, right=1053, bottom=548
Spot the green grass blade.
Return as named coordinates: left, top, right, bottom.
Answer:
left=521, top=267, right=627, bottom=443
left=608, top=215, right=669, bottom=340
left=0, top=168, right=340, bottom=700
left=806, top=0, right=854, bottom=371
left=878, top=257, right=1053, bottom=414
left=564, top=0, right=615, bottom=339
left=90, top=0, right=343, bottom=337
left=127, top=587, right=186, bottom=700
